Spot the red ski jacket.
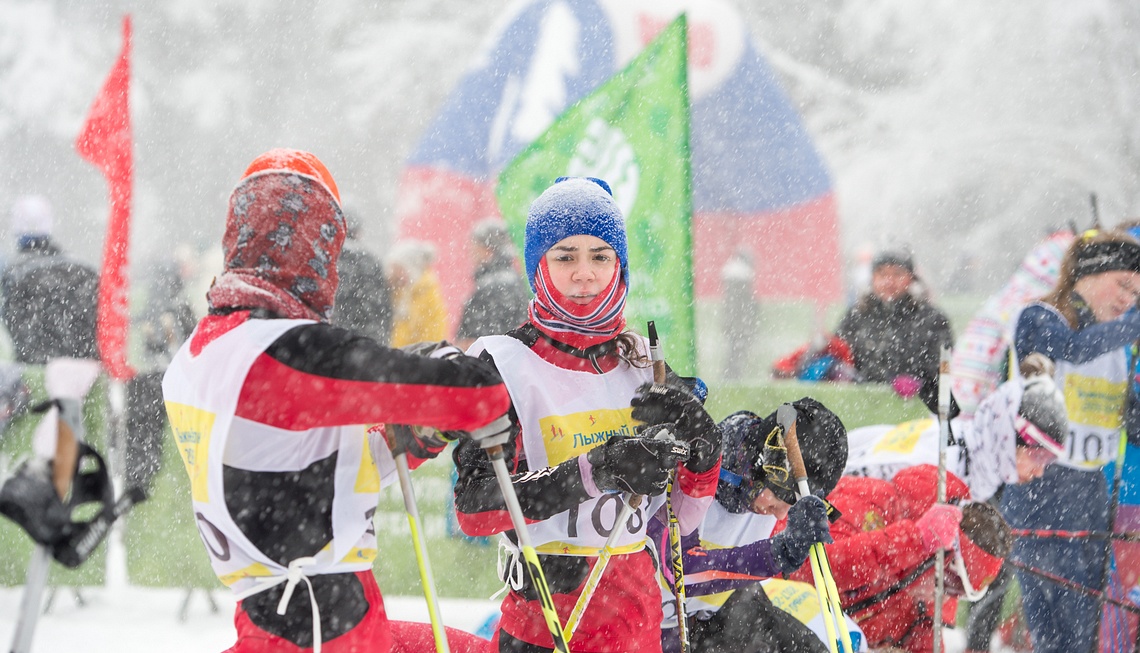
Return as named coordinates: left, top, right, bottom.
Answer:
left=790, top=466, right=970, bottom=653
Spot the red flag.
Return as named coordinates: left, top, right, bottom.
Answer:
left=76, top=15, right=134, bottom=380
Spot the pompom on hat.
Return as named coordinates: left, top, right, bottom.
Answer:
left=524, top=177, right=628, bottom=291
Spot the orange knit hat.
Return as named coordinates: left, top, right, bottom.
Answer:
left=241, top=148, right=341, bottom=204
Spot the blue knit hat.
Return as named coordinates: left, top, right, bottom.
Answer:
left=524, top=177, right=628, bottom=291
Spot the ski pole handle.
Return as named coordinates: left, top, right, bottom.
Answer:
left=648, top=321, right=666, bottom=383
left=775, top=403, right=853, bottom=653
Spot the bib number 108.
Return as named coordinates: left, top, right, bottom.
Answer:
left=566, top=494, right=644, bottom=539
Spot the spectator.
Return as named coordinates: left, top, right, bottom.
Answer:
left=455, top=218, right=529, bottom=350
left=835, top=249, right=952, bottom=411
left=1, top=195, right=98, bottom=364
left=719, top=249, right=759, bottom=382
left=1004, top=229, right=1140, bottom=652
left=333, top=212, right=392, bottom=344
left=125, top=256, right=198, bottom=495
left=387, top=239, right=448, bottom=348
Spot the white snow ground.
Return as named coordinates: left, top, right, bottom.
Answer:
left=0, top=584, right=502, bottom=653
left=0, top=583, right=983, bottom=653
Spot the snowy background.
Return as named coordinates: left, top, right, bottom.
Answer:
left=2, top=1, right=1138, bottom=650
left=2, top=0, right=1139, bottom=294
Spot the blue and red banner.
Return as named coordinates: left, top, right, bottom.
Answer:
left=396, top=0, right=840, bottom=324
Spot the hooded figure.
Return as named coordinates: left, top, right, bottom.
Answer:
left=162, top=148, right=511, bottom=653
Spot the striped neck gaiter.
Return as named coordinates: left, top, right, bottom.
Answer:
left=528, top=257, right=627, bottom=350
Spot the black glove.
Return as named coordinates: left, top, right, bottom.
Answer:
left=390, top=415, right=514, bottom=457
left=587, top=432, right=690, bottom=495
left=769, top=495, right=833, bottom=573
left=630, top=383, right=720, bottom=473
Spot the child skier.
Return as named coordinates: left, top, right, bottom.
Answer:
left=162, top=149, right=512, bottom=653
left=453, top=176, right=721, bottom=652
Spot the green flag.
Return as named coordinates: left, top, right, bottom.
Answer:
left=496, top=14, right=696, bottom=373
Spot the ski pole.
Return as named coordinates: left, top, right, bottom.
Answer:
left=776, top=404, right=853, bottom=653
left=563, top=495, right=640, bottom=641
left=649, top=321, right=690, bottom=653
left=10, top=400, right=82, bottom=653
left=483, top=442, right=569, bottom=653
left=388, top=425, right=450, bottom=653
left=934, top=345, right=951, bottom=653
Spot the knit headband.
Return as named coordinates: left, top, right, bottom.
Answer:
left=1073, top=240, right=1140, bottom=279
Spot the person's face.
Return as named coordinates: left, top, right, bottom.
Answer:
left=543, top=235, right=618, bottom=305
left=749, top=488, right=792, bottom=520
left=870, top=264, right=914, bottom=303
left=1015, top=446, right=1056, bottom=483
left=1073, top=270, right=1140, bottom=322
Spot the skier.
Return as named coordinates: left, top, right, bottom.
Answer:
left=1003, top=228, right=1140, bottom=653
left=842, top=355, right=1068, bottom=653
left=161, top=149, right=512, bottom=653
left=453, top=177, right=721, bottom=653
left=651, top=397, right=854, bottom=653
left=844, top=353, right=1069, bottom=502
left=790, top=464, right=1011, bottom=653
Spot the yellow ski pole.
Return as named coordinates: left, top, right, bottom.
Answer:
left=775, top=404, right=854, bottom=653
left=484, top=441, right=570, bottom=653
left=563, top=495, right=641, bottom=640
left=388, top=425, right=450, bottom=653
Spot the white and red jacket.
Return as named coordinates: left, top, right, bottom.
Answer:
left=454, top=324, right=719, bottom=653
left=163, top=309, right=509, bottom=651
